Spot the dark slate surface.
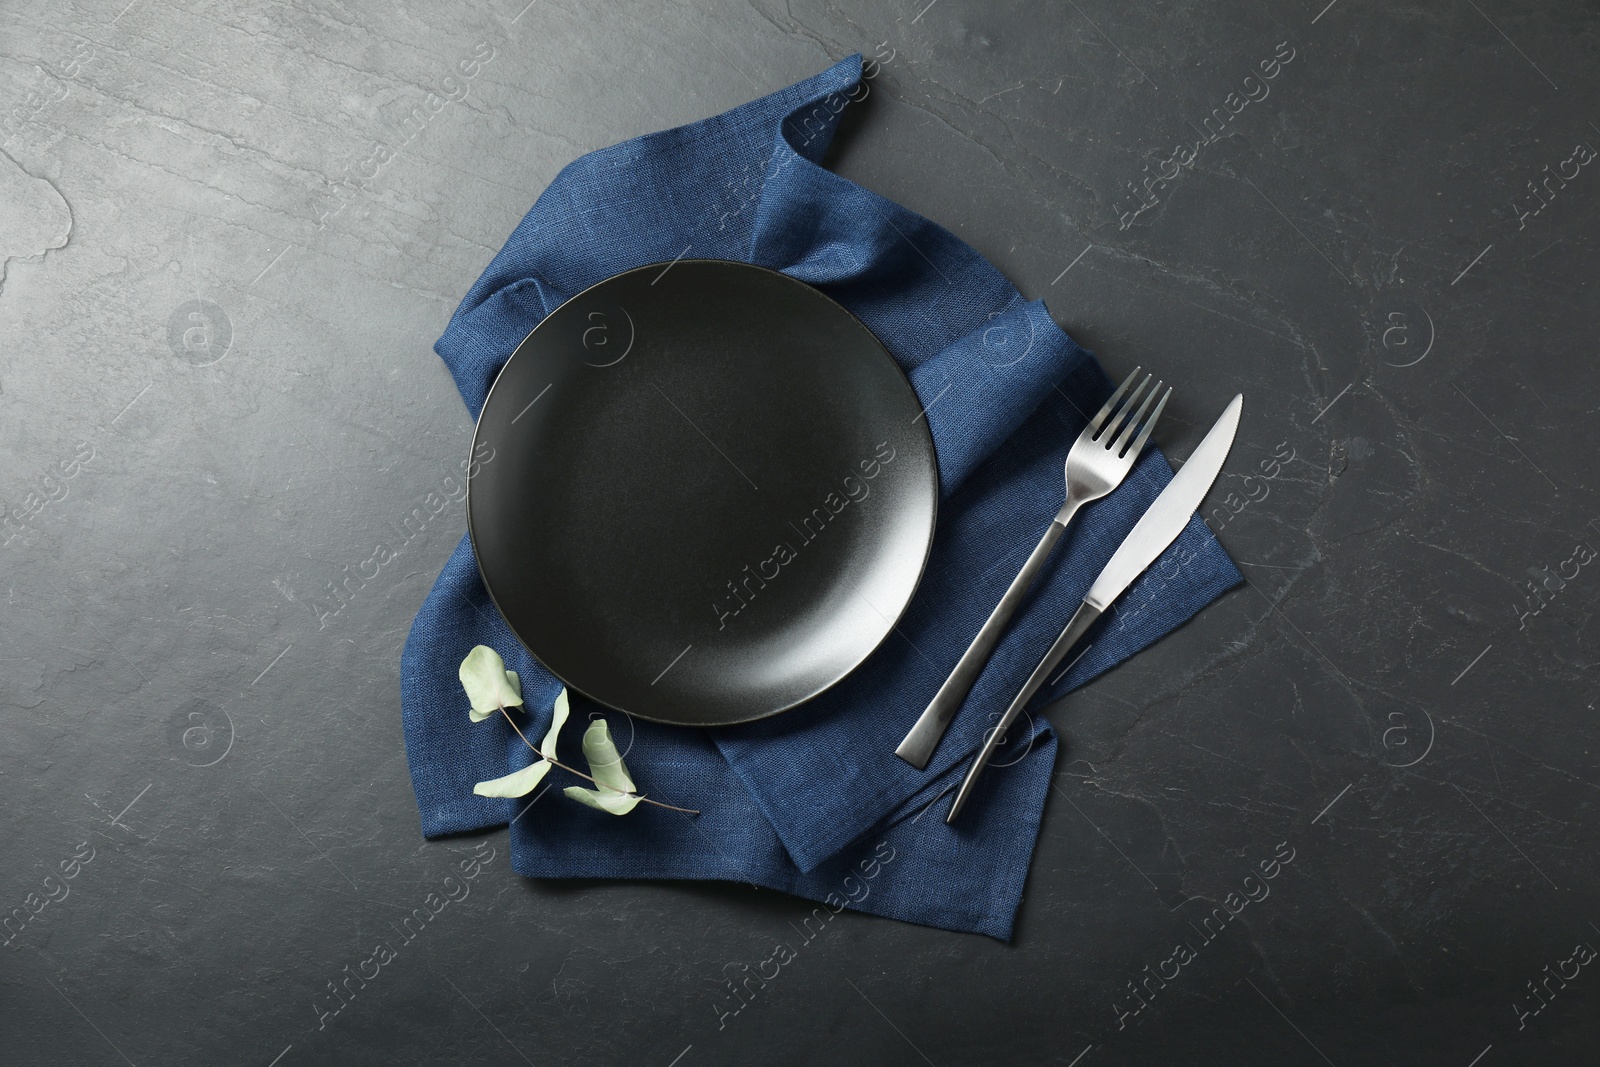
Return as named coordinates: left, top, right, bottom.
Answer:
left=2, top=1, right=1597, bottom=1064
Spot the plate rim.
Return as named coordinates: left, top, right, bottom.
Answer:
left=466, top=257, right=940, bottom=727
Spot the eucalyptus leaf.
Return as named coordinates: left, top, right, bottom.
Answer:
left=540, top=688, right=569, bottom=760
left=460, top=645, right=524, bottom=722
left=472, top=759, right=550, bottom=798
left=580, top=718, right=635, bottom=795
left=562, top=785, right=642, bottom=815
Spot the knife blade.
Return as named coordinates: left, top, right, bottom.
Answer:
left=946, top=393, right=1242, bottom=824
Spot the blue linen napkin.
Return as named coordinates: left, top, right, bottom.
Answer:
left=401, top=55, right=1242, bottom=940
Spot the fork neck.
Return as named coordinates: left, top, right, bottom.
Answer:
left=1053, top=496, right=1087, bottom=527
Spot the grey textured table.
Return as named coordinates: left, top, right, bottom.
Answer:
left=3, top=1, right=1597, bottom=1064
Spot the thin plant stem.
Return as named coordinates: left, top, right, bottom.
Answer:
left=498, top=705, right=700, bottom=815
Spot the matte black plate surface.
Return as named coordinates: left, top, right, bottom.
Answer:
left=467, top=260, right=938, bottom=727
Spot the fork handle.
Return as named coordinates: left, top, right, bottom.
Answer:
left=895, top=512, right=1073, bottom=770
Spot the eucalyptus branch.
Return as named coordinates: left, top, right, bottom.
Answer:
left=499, top=706, right=700, bottom=815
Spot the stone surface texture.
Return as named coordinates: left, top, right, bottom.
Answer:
left=1, top=1, right=1596, bottom=1064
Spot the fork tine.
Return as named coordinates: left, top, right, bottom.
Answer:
left=1087, top=366, right=1143, bottom=437
left=1110, top=379, right=1162, bottom=457
left=1094, top=373, right=1151, bottom=442
left=1121, top=386, right=1170, bottom=459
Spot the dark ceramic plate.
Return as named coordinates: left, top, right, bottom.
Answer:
left=467, top=260, right=938, bottom=727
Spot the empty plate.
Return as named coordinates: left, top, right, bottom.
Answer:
left=467, top=260, right=938, bottom=726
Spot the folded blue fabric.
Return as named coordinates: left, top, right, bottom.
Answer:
left=401, top=56, right=1242, bottom=940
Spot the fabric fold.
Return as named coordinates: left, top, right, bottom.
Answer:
left=401, top=55, right=1242, bottom=940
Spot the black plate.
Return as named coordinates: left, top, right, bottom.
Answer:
left=467, top=260, right=938, bottom=727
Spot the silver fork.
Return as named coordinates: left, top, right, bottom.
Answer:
left=894, top=367, right=1171, bottom=769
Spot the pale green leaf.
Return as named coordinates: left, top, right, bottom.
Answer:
left=562, top=785, right=642, bottom=815
left=580, top=718, right=635, bottom=795
left=472, top=759, right=550, bottom=798
left=539, top=688, right=569, bottom=760
left=491, top=670, right=523, bottom=723
left=460, top=645, right=524, bottom=722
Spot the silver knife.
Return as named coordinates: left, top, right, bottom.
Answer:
left=945, top=394, right=1242, bottom=824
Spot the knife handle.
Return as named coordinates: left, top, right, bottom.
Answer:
left=946, top=600, right=1103, bottom=824
left=895, top=516, right=1070, bottom=770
